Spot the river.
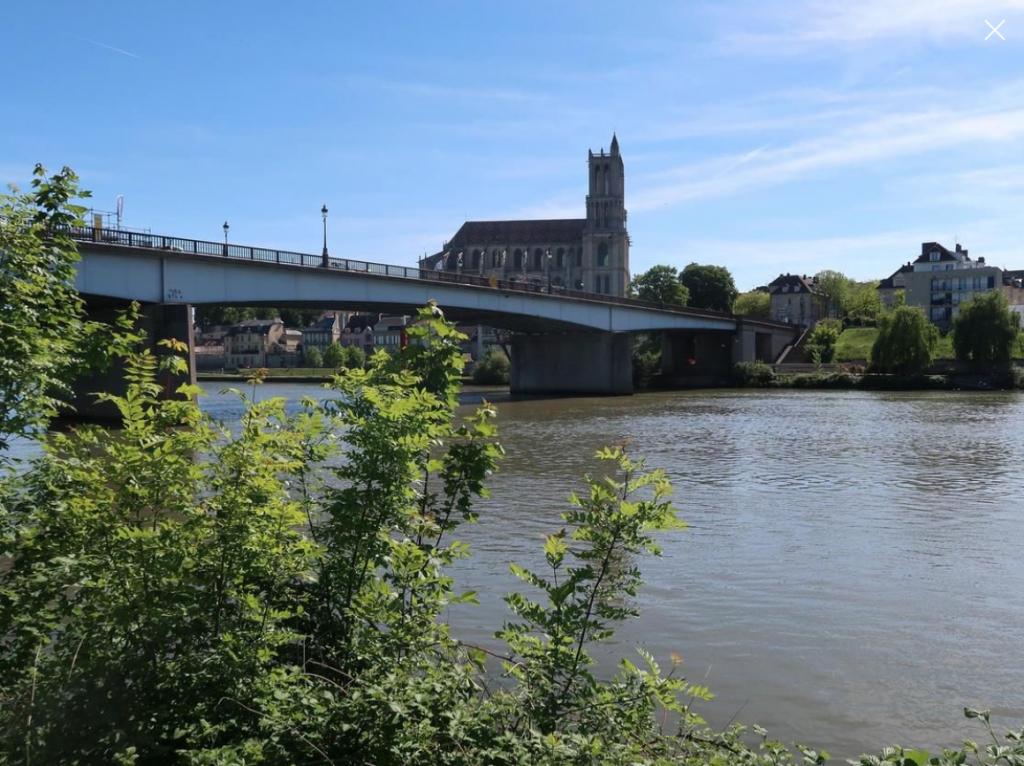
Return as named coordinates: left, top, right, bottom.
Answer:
left=18, top=383, right=1024, bottom=757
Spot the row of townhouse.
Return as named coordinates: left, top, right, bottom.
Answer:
left=759, top=241, right=1024, bottom=330
left=195, top=312, right=421, bottom=370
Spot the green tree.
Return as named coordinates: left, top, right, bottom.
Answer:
left=733, top=290, right=771, bottom=319
left=304, top=346, right=323, bottom=368
left=813, top=270, right=852, bottom=319
left=0, top=165, right=105, bottom=456
left=472, top=348, right=510, bottom=384
left=807, top=318, right=842, bottom=363
left=194, top=306, right=248, bottom=326
left=952, top=291, right=1022, bottom=369
left=322, top=341, right=346, bottom=368
left=871, top=305, right=939, bottom=375
left=631, top=264, right=689, bottom=305
left=343, top=343, right=366, bottom=369
left=846, top=280, right=883, bottom=324
left=679, top=263, right=738, bottom=312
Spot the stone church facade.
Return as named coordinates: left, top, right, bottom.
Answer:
left=421, top=134, right=631, bottom=297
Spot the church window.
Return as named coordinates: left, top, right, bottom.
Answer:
left=556, top=247, right=565, bottom=268
left=597, top=242, right=609, bottom=267
left=513, top=249, right=523, bottom=270
left=471, top=249, right=481, bottom=269
left=533, top=248, right=543, bottom=270
left=603, top=275, right=610, bottom=294
left=595, top=276, right=602, bottom=293
left=604, top=164, right=610, bottom=195
left=492, top=249, right=501, bottom=267
left=575, top=247, right=582, bottom=267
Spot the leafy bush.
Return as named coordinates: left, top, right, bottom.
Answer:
left=472, top=348, right=510, bottom=384
left=632, top=347, right=661, bottom=388
left=734, top=360, right=777, bottom=387
left=807, top=319, right=842, bottom=363
left=304, top=346, right=323, bottom=367
left=343, top=343, right=366, bottom=369
left=785, top=371, right=857, bottom=389
left=1009, top=366, right=1024, bottom=390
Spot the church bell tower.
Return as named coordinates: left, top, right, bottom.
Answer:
left=582, top=134, right=630, bottom=296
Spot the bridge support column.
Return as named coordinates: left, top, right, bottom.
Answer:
left=510, top=332, right=633, bottom=396
left=65, top=302, right=196, bottom=423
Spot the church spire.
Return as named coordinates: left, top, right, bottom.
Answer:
left=610, top=133, right=619, bottom=155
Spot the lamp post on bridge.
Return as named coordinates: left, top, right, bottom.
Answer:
left=222, top=221, right=229, bottom=256
left=546, top=247, right=552, bottom=293
left=321, top=204, right=329, bottom=267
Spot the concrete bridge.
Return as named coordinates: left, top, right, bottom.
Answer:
left=67, top=226, right=797, bottom=411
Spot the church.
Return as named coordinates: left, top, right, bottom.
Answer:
left=421, top=134, right=631, bottom=297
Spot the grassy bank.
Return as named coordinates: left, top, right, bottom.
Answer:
left=834, top=326, right=1024, bottom=363
left=834, top=327, right=954, bottom=362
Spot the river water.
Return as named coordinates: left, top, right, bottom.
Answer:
left=18, top=384, right=1024, bottom=757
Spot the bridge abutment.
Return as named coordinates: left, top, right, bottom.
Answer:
left=65, top=302, right=196, bottom=423
left=510, top=332, right=633, bottom=396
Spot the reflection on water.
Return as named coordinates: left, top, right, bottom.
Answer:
left=12, top=384, right=1024, bottom=757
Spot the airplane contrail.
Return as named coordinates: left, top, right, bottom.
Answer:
left=78, top=37, right=141, bottom=59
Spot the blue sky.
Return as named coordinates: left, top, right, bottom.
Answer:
left=3, top=0, right=1024, bottom=290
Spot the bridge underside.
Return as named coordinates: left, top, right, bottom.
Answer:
left=510, top=333, right=633, bottom=396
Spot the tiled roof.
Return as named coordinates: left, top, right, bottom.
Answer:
left=449, top=219, right=586, bottom=248
left=424, top=218, right=588, bottom=267
left=877, top=263, right=914, bottom=289
left=914, top=242, right=968, bottom=264
left=227, top=319, right=281, bottom=337
left=768, top=274, right=817, bottom=295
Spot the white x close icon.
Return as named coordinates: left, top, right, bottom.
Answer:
left=985, top=20, right=1006, bottom=40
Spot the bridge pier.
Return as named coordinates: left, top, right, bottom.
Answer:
left=65, top=302, right=196, bottom=423
left=510, top=332, right=633, bottom=396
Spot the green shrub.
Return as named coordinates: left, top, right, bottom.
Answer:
left=322, top=341, right=346, bottom=368
left=807, top=318, right=842, bottom=363
left=343, top=343, right=366, bottom=369
left=304, top=346, right=323, bottom=367
left=1008, top=366, right=1024, bottom=389
left=472, top=348, right=510, bottom=384
left=632, top=347, right=661, bottom=388
left=733, top=360, right=776, bottom=387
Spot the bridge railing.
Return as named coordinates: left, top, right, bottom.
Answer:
left=67, top=224, right=744, bottom=321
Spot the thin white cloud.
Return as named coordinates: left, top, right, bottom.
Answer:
left=630, top=83, right=1024, bottom=211
left=78, top=37, right=140, bottom=59
left=721, top=0, right=1024, bottom=52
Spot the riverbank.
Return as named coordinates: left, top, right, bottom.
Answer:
left=199, top=370, right=490, bottom=387
left=732, top=362, right=1024, bottom=391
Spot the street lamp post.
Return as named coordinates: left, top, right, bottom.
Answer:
left=222, top=221, right=229, bottom=256
left=546, top=248, right=552, bottom=293
left=321, top=204, right=329, bottom=267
